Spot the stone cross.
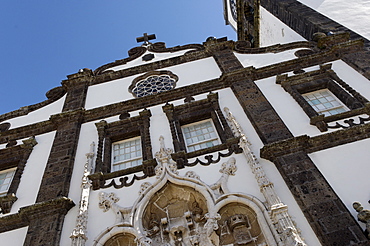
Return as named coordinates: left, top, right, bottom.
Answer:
left=136, top=33, right=156, bottom=45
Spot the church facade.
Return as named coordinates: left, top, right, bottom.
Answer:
left=0, top=0, right=370, bottom=245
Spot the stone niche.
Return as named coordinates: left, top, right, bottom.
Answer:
left=104, top=233, right=137, bottom=246
left=141, top=182, right=266, bottom=246
left=143, top=183, right=210, bottom=246
left=217, top=203, right=266, bottom=246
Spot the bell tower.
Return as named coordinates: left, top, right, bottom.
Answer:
left=223, top=0, right=260, bottom=47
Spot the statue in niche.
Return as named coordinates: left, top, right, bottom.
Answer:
left=192, top=201, right=203, bottom=223
left=219, top=214, right=258, bottom=245
left=142, top=183, right=220, bottom=246
left=228, top=214, right=254, bottom=245
left=147, top=213, right=160, bottom=236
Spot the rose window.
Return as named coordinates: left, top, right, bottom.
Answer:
left=130, top=71, right=178, bottom=98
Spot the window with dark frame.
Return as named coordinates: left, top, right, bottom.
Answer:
left=0, top=168, right=16, bottom=196
left=94, top=109, right=156, bottom=177
left=163, top=92, right=234, bottom=155
left=277, top=64, right=368, bottom=131
left=0, top=137, right=37, bottom=214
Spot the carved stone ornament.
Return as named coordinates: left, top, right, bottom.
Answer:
left=353, top=201, right=370, bottom=239
left=70, top=142, right=95, bottom=246
left=224, top=107, right=306, bottom=246
left=93, top=136, right=279, bottom=246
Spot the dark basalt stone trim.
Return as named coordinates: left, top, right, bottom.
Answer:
left=0, top=197, right=74, bottom=233
left=94, top=42, right=205, bottom=76
left=0, top=120, right=54, bottom=145
left=91, top=50, right=212, bottom=86
left=234, top=40, right=312, bottom=54
left=89, top=159, right=157, bottom=190
left=277, top=63, right=368, bottom=131
left=171, top=137, right=242, bottom=169
left=91, top=40, right=315, bottom=87
left=0, top=86, right=66, bottom=124
left=162, top=92, right=233, bottom=153
left=90, top=139, right=241, bottom=191
left=261, top=122, right=370, bottom=161
left=94, top=109, right=153, bottom=175
left=0, top=137, right=37, bottom=214
left=147, top=42, right=204, bottom=53
left=36, top=109, right=85, bottom=203
left=0, top=39, right=362, bottom=146
left=212, top=36, right=369, bottom=244
left=260, top=0, right=370, bottom=81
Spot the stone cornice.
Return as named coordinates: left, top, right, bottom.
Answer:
left=0, top=197, right=75, bottom=233
left=261, top=123, right=370, bottom=161
left=0, top=38, right=364, bottom=146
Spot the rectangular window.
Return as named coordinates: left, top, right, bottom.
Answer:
left=112, top=137, right=142, bottom=172
left=302, top=89, right=349, bottom=117
left=182, top=120, right=220, bottom=152
left=0, top=168, right=16, bottom=196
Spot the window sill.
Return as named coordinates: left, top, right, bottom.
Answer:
left=171, top=137, right=242, bottom=168
left=310, top=104, right=370, bottom=131
left=89, top=159, right=157, bottom=190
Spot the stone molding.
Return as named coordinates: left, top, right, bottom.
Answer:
left=277, top=64, right=368, bottom=131
left=261, top=122, right=370, bottom=161
left=0, top=137, right=37, bottom=214
left=162, top=92, right=234, bottom=153
left=0, top=197, right=74, bottom=233
left=94, top=109, right=153, bottom=175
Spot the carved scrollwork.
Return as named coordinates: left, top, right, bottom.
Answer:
left=148, top=42, right=204, bottom=53
left=327, top=115, right=370, bottom=129
left=139, top=182, right=152, bottom=196
left=101, top=173, right=148, bottom=189
left=184, top=171, right=200, bottom=180
left=186, top=148, right=233, bottom=167
left=94, top=46, right=147, bottom=75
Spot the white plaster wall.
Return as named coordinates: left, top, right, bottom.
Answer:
left=4, top=95, right=65, bottom=130
left=234, top=48, right=303, bottom=69
left=0, top=227, right=28, bottom=246
left=309, top=138, right=370, bottom=230
left=260, top=7, right=306, bottom=46
left=255, top=75, right=322, bottom=137
left=107, top=50, right=189, bottom=72
left=1, top=131, right=56, bottom=216
left=331, top=60, right=370, bottom=100
left=298, top=0, right=370, bottom=40
left=62, top=88, right=321, bottom=245
left=85, top=57, right=221, bottom=110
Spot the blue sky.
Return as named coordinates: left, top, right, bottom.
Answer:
left=0, top=1, right=236, bottom=115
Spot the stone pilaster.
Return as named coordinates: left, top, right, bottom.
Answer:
left=25, top=69, right=92, bottom=245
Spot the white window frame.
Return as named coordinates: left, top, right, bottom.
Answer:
left=0, top=168, right=16, bottom=196
left=181, top=119, right=221, bottom=152
left=302, top=89, right=349, bottom=117
left=112, top=136, right=142, bottom=172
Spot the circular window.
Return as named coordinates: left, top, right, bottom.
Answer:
left=129, top=71, right=178, bottom=98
